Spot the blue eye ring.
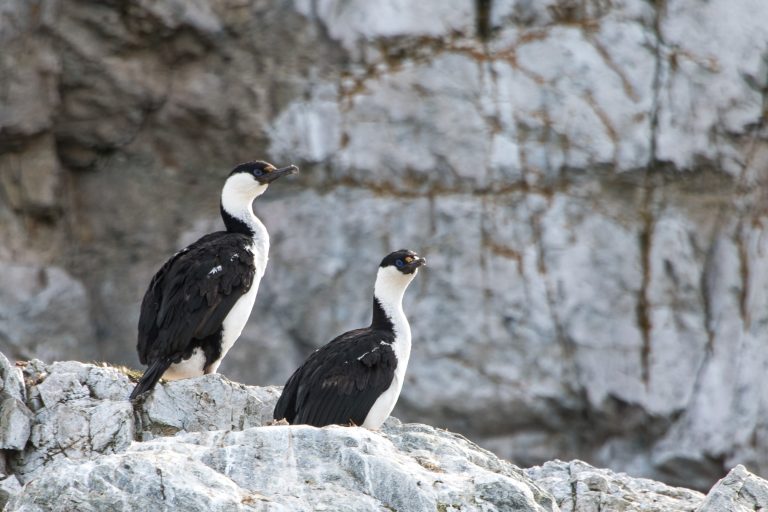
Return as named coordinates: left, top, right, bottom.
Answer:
left=395, top=259, right=405, bottom=268
left=254, top=169, right=264, bottom=176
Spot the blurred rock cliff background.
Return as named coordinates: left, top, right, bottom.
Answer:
left=1, top=0, right=766, bottom=491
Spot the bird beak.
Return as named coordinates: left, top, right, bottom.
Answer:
left=412, top=256, right=426, bottom=268
left=262, top=164, right=299, bottom=183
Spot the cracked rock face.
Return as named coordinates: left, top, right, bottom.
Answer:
left=1, top=0, right=767, bottom=491
left=5, top=357, right=768, bottom=512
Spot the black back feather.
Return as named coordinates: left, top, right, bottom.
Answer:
left=273, top=328, right=397, bottom=426
left=132, top=231, right=255, bottom=398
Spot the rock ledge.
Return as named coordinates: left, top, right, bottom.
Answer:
left=1, top=356, right=766, bottom=512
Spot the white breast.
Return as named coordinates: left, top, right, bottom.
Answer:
left=207, top=244, right=266, bottom=374
left=361, top=304, right=412, bottom=429
left=164, top=242, right=266, bottom=380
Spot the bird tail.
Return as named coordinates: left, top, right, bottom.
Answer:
left=129, top=359, right=170, bottom=400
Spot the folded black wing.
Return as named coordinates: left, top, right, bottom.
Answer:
left=137, top=232, right=256, bottom=365
left=274, top=328, right=397, bottom=427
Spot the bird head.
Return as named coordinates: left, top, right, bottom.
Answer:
left=230, top=161, right=299, bottom=185
left=379, top=249, right=427, bottom=275
left=222, top=160, right=299, bottom=208
left=374, top=249, right=426, bottom=304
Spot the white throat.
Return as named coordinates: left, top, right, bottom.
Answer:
left=373, top=266, right=417, bottom=337
left=221, top=173, right=269, bottom=250
left=361, top=266, right=418, bottom=430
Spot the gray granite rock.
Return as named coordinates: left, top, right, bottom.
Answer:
left=12, top=360, right=136, bottom=483
left=8, top=425, right=557, bottom=511
left=0, top=352, right=29, bottom=507
left=4, top=360, right=560, bottom=512
left=0, top=398, right=32, bottom=450
left=6, top=423, right=559, bottom=512
left=0, top=351, right=24, bottom=403
left=0, top=353, right=32, bottom=451
left=0, top=474, right=22, bottom=510
left=3, top=358, right=768, bottom=511
left=696, top=465, right=768, bottom=512
left=8, top=359, right=280, bottom=484
left=137, top=375, right=281, bottom=440
left=527, top=459, right=704, bottom=511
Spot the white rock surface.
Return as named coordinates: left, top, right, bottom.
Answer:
left=12, top=360, right=136, bottom=484
left=137, top=375, right=282, bottom=439
left=697, top=465, right=768, bottom=512
left=527, top=459, right=703, bottom=512
left=0, top=399, right=32, bottom=451
left=6, top=357, right=281, bottom=485
left=4, top=358, right=768, bottom=512
left=0, top=475, right=22, bottom=509
left=0, top=353, right=31, bottom=452
left=0, top=351, right=25, bottom=403
left=1, top=0, right=767, bottom=492
left=6, top=424, right=559, bottom=512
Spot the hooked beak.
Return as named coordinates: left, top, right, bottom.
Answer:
left=403, top=256, right=426, bottom=274
left=261, top=164, right=299, bottom=183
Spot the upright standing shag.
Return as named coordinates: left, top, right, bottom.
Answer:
left=130, top=161, right=298, bottom=399
left=273, top=249, right=426, bottom=429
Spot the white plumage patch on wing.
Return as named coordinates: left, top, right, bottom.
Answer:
left=208, top=265, right=223, bottom=276
left=356, top=345, right=381, bottom=361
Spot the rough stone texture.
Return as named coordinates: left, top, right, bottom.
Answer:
left=527, top=459, right=704, bottom=512
left=3, top=358, right=768, bottom=512
left=11, top=359, right=137, bottom=484
left=7, top=424, right=560, bottom=512
left=137, top=375, right=282, bottom=440
left=0, top=353, right=31, bottom=451
left=1, top=0, right=767, bottom=491
left=697, top=465, right=768, bottom=512
left=0, top=474, right=22, bottom=510
left=0, top=399, right=32, bottom=451
left=4, top=358, right=562, bottom=511
left=5, top=357, right=281, bottom=485
left=529, top=461, right=768, bottom=512
left=0, top=351, right=25, bottom=403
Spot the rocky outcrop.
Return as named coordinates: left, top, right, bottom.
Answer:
left=3, top=358, right=280, bottom=485
left=1, top=0, right=767, bottom=491
left=3, top=356, right=768, bottom=511
left=8, top=424, right=561, bottom=512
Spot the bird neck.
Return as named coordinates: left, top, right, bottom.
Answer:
left=371, top=297, right=395, bottom=332
left=220, top=201, right=267, bottom=239
left=220, top=177, right=269, bottom=245
left=370, top=267, right=414, bottom=337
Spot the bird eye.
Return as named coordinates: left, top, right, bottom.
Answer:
left=254, top=169, right=263, bottom=176
left=395, top=259, right=404, bottom=268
